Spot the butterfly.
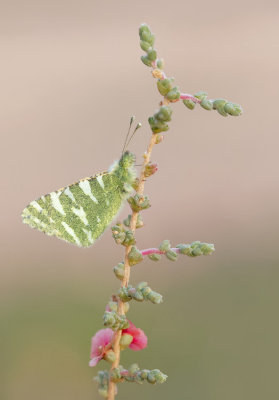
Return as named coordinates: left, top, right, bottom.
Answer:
left=21, top=151, right=136, bottom=247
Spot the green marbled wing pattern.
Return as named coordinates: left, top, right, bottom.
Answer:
left=21, top=172, right=125, bottom=247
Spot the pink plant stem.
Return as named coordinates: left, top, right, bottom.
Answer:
left=141, top=248, right=180, bottom=256
left=180, top=93, right=201, bottom=103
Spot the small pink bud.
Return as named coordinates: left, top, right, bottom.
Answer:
left=144, top=162, right=158, bottom=178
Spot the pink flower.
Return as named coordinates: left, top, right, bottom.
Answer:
left=122, top=321, right=148, bottom=351
left=89, top=328, right=114, bottom=367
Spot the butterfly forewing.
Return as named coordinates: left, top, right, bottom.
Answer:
left=22, top=172, right=124, bottom=247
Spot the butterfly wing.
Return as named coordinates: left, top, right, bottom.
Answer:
left=22, top=172, right=125, bottom=247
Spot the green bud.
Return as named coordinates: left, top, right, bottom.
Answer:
left=103, top=311, right=116, bottom=327
left=140, top=30, right=151, bottom=42
left=159, top=239, right=171, bottom=252
left=147, top=49, right=157, bottom=61
left=104, top=349, right=116, bottom=363
left=141, top=55, right=152, bottom=67
left=190, top=241, right=203, bottom=257
left=111, top=223, right=125, bottom=245
left=139, top=24, right=151, bottom=39
left=157, top=78, right=173, bottom=96
left=194, top=91, right=208, bottom=101
left=224, top=102, right=243, bottom=116
left=140, top=40, right=151, bottom=52
left=111, top=223, right=123, bottom=232
left=176, top=242, right=215, bottom=257
left=128, top=246, right=143, bottom=266
left=152, top=369, right=168, bottom=383
left=139, top=24, right=155, bottom=46
left=136, top=214, right=144, bottom=228
left=183, top=99, right=196, bottom=110
left=154, top=106, right=172, bottom=122
left=120, top=333, right=133, bottom=348
left=213, top=99, right=228, bottom=117
left=192, top=247, right=203, bottom=256
left=176, top=243, right=191, bottom=255
left=123, top=214, right=144, bottom=229
left=139, top=23, right=150, bottom=34
left=122, top=230, right=136, bottom=246
left=200, top=98, right=213, bottom=110
left=132, top=290, right=144, bottom=302
left=166, top=249, right=178, bottom=261
left=147, top=371, right=156, bottom=384
left=123, top=214, right=131, bottom=227
left=156, top=58, right=164, bottom=69
left=148, top=116, right=169, bottom=134
left=141, top=286, right=152, bottom=297
left=147, top=291, right=163, bottom=304
left=103, top=311, right=128, bottom=330
left=128, top=194, right=151, bottom=212
left=110, top=367, right=122, bottom=383
left=118, top=287, right=132, bottom=302
left=144, top=162, right=158, bottom=177
left=140, top=369, right=149, bottom=379
left=200, top=243, right=215, bottom=254
left=165, top=86, right=180, bottom=102
left=148, top=253, right=161, bottom=261
left=113, top=262, right=125, bottom=280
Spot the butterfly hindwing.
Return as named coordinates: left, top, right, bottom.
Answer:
left=22, top=172, right=125, bottom=247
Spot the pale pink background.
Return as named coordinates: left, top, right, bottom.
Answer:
left=1, top=1, right=278, bottom=399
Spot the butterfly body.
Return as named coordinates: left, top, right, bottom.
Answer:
left=22, top=152, right=136, bottom=247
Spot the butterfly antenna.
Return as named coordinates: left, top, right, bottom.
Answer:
left=125, top=122, right=142, bottom=150
left=122, top=116, right=136, bottom=155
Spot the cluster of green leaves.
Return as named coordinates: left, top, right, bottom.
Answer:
left=177, top=241, right=215, bottom=256
left=148, top=105, right=173, bottom=133
left=95, top=364, right=167, bottom=395
left=118, top=281, right=163, bottom=304
left=139, top=24, right=160, bottom=68
left=103, top=310, right=129, bottom=330
left=146, top=240, right=215, bottom=262
left=183, top=91, right=243, bottom=116
left=111, top=364, right=167, bottom=384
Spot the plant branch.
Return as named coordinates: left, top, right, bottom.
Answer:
left=180, top=93, right=201, bottom=103
left=141, top=247, right=179, bottom=256
left=107, top=133, right=157, bottom=400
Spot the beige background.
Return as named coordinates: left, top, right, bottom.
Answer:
left=1, top=1, right=279, bottom=399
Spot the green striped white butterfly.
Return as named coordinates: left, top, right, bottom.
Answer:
left=22, top=151, right=136, bottom=247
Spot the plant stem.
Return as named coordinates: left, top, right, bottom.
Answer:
left=180, top=93, right=201, bottom=103
left=107, top=133, right=157, bottom=400
left=141, top=247, right=180, bottom=256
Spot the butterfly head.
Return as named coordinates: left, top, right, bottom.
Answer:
left=119, top=151, right=136, bottom=169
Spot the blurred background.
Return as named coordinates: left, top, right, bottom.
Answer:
left=1, top=0, right=279, bottom=399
